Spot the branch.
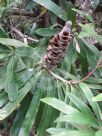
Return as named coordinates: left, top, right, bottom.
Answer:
left=11, top=27, right=38, bottom=42
left=49, top=70, right=71, bottom=85
left=9, top=8, right=36, bottom=17
left=71, top=59, right=102, bottom=84
left=48, top=59, right=102, bottom=85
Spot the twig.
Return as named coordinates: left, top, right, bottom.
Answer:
left=49, top=70, right=71, bottom=85
left=97, top=65, right=102, bottom=68
left=71, top=59, right=102, bottom=84
left=48, top=59, right=102, bottom=85
left=9, top=7, right=47, bottom=22
left=72, top=66, right=97, bottom=84
left=9, top=8, right=37, bottom=17
left=11, top=27, right=38, bottom=42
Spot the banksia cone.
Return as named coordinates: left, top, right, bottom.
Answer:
left=44, top=21, right=72, bottom=70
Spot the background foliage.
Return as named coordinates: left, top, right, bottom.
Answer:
left=0, top=0, right=102, bottom=136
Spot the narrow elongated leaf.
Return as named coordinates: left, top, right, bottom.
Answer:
left=15, top=46, right=36, bottom=57
left=51, top=130, right=95, bottom=136
left=34, top=0, right=67, bottom=21
left=55, top=113, right=98, bottom=127
left=10, top=94, right=32, bottom=136
left=0, top=44, right=11, bottom=59
left=0, top=65, right=6, bottom=82
left=17, top=69, right=33, bottom=88
left=61, top=42, right=77, bottom=72
left=66, top=2, right=76, bottom=25
left=0, top=7, right=5, bottom=17
left=0, top=91, right=8, bottom=107
left=59, top=0, right=68, bottom=11
left=38, top=79, right=53, bottom=136
left=85, top=77, right=102, bottom=84
left=0, top=25, right=7, bottom=38
left=0, top=77, right=5, bottom=90
left=79, top=83, right=102, bottom=124
left=37, top=104, right=52, bottom=136
left=5, top=56, right=18, bottom=102
left=18, top=89, right=42, bottom=136
left=41, top=97, right=81, bottom=115
left=48, top=129, right=95, bottom=136
left=35, top=27, right=60, bottom=37
left=0, top=38, right=28, bottom=47
left=47, top=128, right=68, bottom=135
left=58, top=69, right=78, bottom=80
left=68, top=92, right=98, bottom=126
left=95, top=130, right=102, bottom=136
left=0, top=52, right=11, bottom=59
left=16, top=57, right=26, bottom=72
left=0, top=71, right=42, bottom=120
left=47, top=128, right=95, bottom=136
left=93, top=93, right=102, bottom=102
left=57, top=81, right=64, bottom=101
left=80, top=39, right=100, bottom=77
left=88, top=84, right=102, bottom=90
left=93, top=0, right=100, bottom=9
left=79, top=24, right=102, bottom=44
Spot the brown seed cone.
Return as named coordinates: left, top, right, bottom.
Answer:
left=44, top=21, right=72, bottom=70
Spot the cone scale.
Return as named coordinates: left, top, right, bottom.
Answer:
left=44, top=21, right=72, bottom=70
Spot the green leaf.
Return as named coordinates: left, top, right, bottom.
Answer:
left=0, top=71, right=42, bottom=120
left=38, top=78, right=53, bottom=136
left=0, top=91, right=8, bottom=107
left=80, top=39, right=101, bottom=77
left=68, top=92, right=98, bottom=126
left=47, top=128, right=68, bottom=135
left=92, top=93, right=102, bottom=102
left=58, top=69, right=78, bottom=80
left=51, top=130, right=95, bottom=136
left=0, top=7, right=5, bottom=17
left=95, top=130, right=102, bottom=136
left=41, top=97, right=80, bottom=115
left=0, top=64, right=6, bottom=73
left=79, top=24, right=102, bottom=44
left=0, top=51, right=11, bottom=59
left=5, top=56, right=18, bottom=102
left=16, top=57, right=27, bottom=72
left=17, top=68, right=33, bottom=89
left=61, top=42, right=77, bottom=72
left=37, top=104, right=52, bottom=136
left=88, top=84, right=102, bottom=90
left=55, top=113, right=98, bottom=128
left=0, top=25, right=7, bottom=38
left=10, top=93, right=32, bottom=136
left=15, top=46, right=36, bottom=57
left=66, top=2, right=76, bottom=26
left=0, top=38, right=28, bottom=47
left=35, top=27, right=60, bottom=36
left=56, top=80, right=64, bottom=101
left=0, top=77, right=5, bottom=90
left=93, top=0, right=100, bottom=9
left=34, top=0, right=68, bottom=21
left=85, top=77, right=102, bottom=84
left=18, top=89, right=42, bottom=136
left=0, top=44, right=12, bottom=59
left=79, top=83, right=102, bottom=123
left=59, top=0, right=68, bottom=11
